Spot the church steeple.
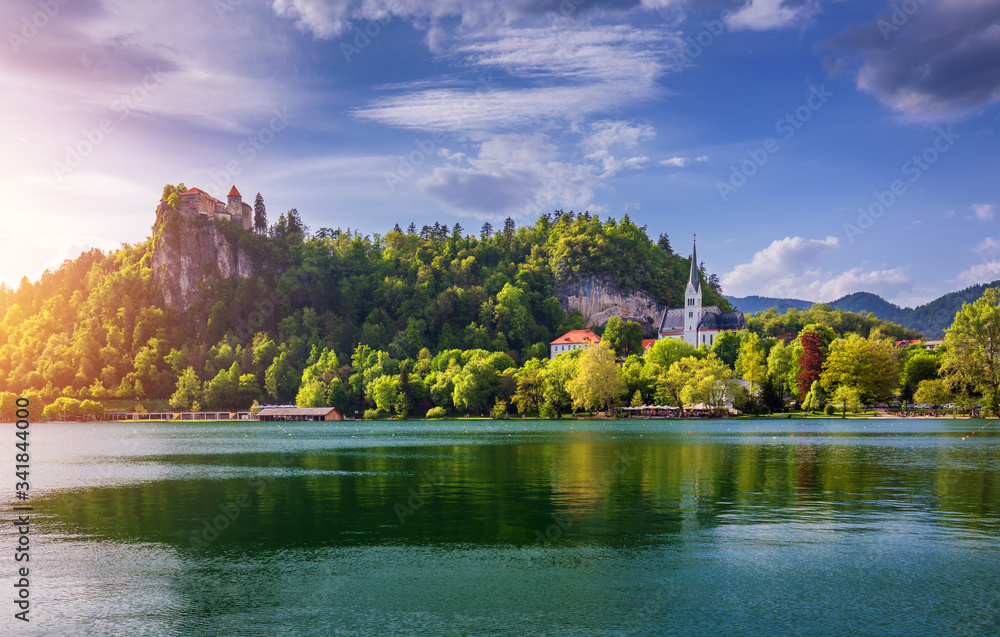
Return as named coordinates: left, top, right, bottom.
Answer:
left=688, top=235, right=700, bottom=293
left=683, top=235, right=702, bottom=346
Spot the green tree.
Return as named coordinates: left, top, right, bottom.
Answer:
left=646, top=338, right=700, bottom=369
left=265, top=352, right=300, bottom=403
left=914, top=379, right=952, bottom=406
left=831, top=385, right=861, bottom=418
left=766, top=341, right=795, bottom=400
left=567, top=341, right=626, bottom=412
left=169, top=367, right=201, bottom=410
left=253, top=192, right=267, bottom=233
left=802, top=380, right=826, bottom=413
left=940, top=288, right=1000, bottom=415
left=602, top=316, right=644, bottom=358
left=453, top=357, right=501, bottom=414
left=539, top=352, right=579, bottom=416
left=710, top=331, right=743, bottom=368
left=820, top=334, right=899, bottom=402
left=369, top=375, right=400, bottom=415
left=903, top=351, right=941, bottom=387
left=735, top=332, right=767, bottom=394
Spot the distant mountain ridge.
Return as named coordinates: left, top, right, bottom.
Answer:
left=727, top=280, right=1000, bottom=338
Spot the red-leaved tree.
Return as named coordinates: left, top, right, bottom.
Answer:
left=796, top=330, right=825, bottom=400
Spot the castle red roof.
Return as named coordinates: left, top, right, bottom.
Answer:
left=227, top=185, right=241, bottom=197
left=642, top=339, right=657, bottom=350
left=550, top=329, right=601, bottom=346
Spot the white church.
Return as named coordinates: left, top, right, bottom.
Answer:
left=658, top=238, right=747, bottom=347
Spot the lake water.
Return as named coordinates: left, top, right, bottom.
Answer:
left=5, top=418, right=1000, bottom=636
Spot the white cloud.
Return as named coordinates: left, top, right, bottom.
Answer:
left=722, top=235, right=911, bottom=301
left=353, top=25, right=673, bottom=134
left=416, top=132, right=623, bottom=218
left=660, top=157, right=689, bottom=167
left=973, top=237, right=1000, bottom=255
left=956, top=261, right=1000, bottom=287
left=726, top=0, right=819, bottom=32
left=695, top=155, right=709, bottom=162
left=971, top=203, right=996, bottom=221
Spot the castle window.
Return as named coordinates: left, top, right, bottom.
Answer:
left=688, top=312, right=693, bottom=318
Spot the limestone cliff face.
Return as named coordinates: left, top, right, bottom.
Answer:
left=151, top=207, right=253, bottom=313
left=554, top=276, right=664, bottom=335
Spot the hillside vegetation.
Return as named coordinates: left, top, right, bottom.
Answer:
left=0, top=206, right=729, bottom=410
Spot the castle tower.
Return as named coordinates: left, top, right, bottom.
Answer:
left=683, top=236, right=702, bottom=346
left=227, top=185, right=243, bottom=220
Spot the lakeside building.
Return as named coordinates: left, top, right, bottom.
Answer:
left=657, top=238, right=747, bottom=347
left=257, top=407, right=344, bottom=421
left=549, top=328, right=600, bottom=359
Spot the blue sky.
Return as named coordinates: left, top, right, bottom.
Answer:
left=1, top=0, right=998, bottom=306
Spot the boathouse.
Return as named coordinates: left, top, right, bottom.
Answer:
left=256, top=407, right=344, bottom=422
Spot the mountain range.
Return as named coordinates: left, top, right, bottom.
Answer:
left=727, top=281, right=1000, bottom=338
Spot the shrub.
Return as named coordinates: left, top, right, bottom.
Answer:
left=426, top=406, right=447, bottom=419
left=539, top=400, right=558, bottom=420
left=363, top=408, right=384, bottom=420
left=824, top=404, right=836, bottom=416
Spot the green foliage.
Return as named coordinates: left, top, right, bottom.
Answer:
left=824, top=404, right=837, bottom=416
left=802, top=381, right=826, bottom=412
left=941, top=288, right=1000, bottom=415
left=567, top=341, right=626, bottom=412
left=831, top=385, right=861, bottom=417
left=820, top=334, right=899, bottom=402
left=602, top=316, right=644, bottom=358
left=749, top=304, right=920, bottom=341
left=914, top=379, right=952, bottom=405
left=426, top=406, right=447, bottom=419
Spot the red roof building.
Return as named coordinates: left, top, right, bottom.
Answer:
left=642, top=339, right=657, bottom=351
left=550, top=328, right=600, bottom=359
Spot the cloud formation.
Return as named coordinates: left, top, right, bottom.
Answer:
left=970, top=203, right=997, bottom=221
left=722, top=235, right=911, bottom=301
left=827, top=0, right=1000, bottom=116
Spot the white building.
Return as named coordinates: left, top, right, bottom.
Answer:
left=549, top=327, right=601, bottom=359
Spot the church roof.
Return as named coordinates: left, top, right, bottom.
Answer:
left=657, top=305, right=747, bottom=334
left=550, top=328, right=601, bottom=345
left=698, top=309, right=747, bottom=331
left=658, top=308, right=686, bottom=333
left=227, top=185, right=241, bottom=197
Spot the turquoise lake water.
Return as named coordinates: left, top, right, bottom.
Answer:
left=4, top=418, right=999, bottom=636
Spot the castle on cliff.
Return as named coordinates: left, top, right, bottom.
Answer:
left=159, top=185, right=253, bottom=231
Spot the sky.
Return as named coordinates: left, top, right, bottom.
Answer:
left=1, top=0, right=998, bottom=307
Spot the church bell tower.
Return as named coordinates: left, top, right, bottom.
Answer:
left=683, top=236, right=702, bottom=346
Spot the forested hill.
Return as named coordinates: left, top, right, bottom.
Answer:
left=0, top=205, right=731, bottom=402
left=730, top=283, right=1000, bottom=338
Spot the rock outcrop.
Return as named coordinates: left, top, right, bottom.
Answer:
left=151, top=207, right=253, bottom=313
left=554, top=276, right=663, bottom=335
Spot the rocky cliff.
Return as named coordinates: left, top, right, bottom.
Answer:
left=151, top=207, right=253, bottom=313
left=554, top=276, right=664, bottom=335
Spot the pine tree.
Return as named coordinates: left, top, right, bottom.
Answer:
left=253, top=193, right=267, bottom=234
left=657, top=233, right=672, bottom=253
left=392, top=223, right=402, bottom=233
left=453, top=222, right=464, bottom=237
left=287, top=208, right=303, bottom=235
left=407, top=222, right=417, bottom=235
left=503, top=217, right=516, bottom=236
left=481, top=222, right=493, bottom=239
